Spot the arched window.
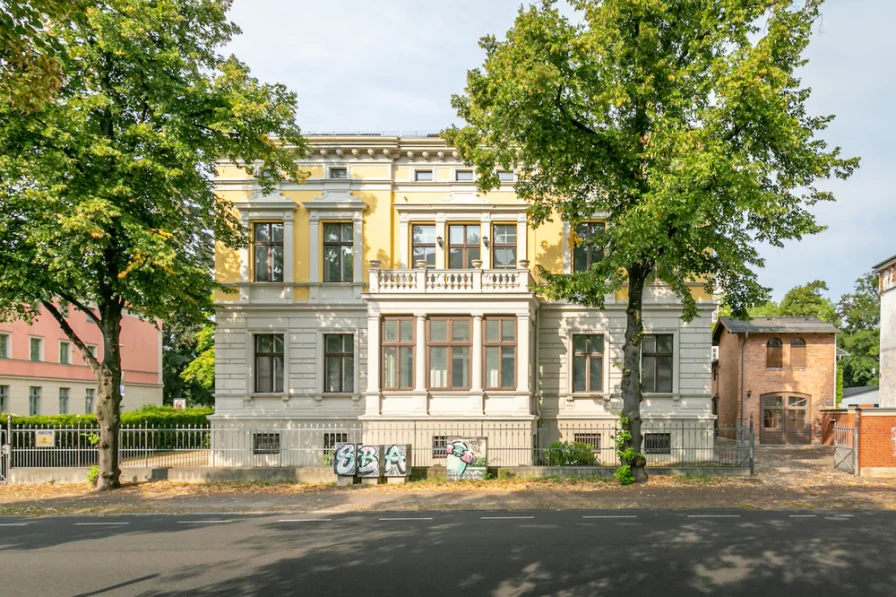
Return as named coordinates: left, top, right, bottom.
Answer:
left=767, top=338, right=783, bottom=369
left=791, top=338, right=807, bottom=369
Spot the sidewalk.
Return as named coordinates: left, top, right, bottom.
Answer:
left=2, top=446, right=894, bottom=515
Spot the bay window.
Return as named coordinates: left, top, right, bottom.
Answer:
left=382, top=317, right=414, bottom=390
left=428, top=317, right=471, bottom=390
left=484, top=317, right=516, bottom=389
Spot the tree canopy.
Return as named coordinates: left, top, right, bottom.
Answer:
left=446, top=0, right=857, bottom=482
left=0, top=0, right=308, bottom=488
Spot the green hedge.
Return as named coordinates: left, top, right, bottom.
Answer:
left=545, top=441, right=598, bottom=466
left=1, top=405, right=214, bottom=428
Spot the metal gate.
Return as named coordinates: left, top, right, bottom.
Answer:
left=0, top=429, right=7, bottom=484
left=833, top=424, right=856, bottom=475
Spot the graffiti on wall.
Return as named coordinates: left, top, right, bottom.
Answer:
left=358, top=445, right=381, bottom=478
left=446, top=437, right=487, bottom=480
left=383, top=444, right=409, bottom=477
left=334, top=444, right=410, bottom=478
left=333, top=443, right=357, bottom=476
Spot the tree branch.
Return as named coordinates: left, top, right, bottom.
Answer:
left=41, top=300, right=102, bottom=374
left=56, top=291, right=102, bottom=327
left=555, top=85, right=601, bottom=137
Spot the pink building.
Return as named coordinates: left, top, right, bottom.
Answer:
left=0, top=307, right=162, bottom=415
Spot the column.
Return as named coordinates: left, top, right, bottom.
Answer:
left=308, top=213, right=320, bottom=283
left=435, top=214, right=446, bottom=269
left=283, top=213, right=295, bottom=284
left=352, top=212, right=363, bottom=283
left=238, top=214, right=250, bottom=301
left=471, top=315, right=483, bottom=392
left=364, top=314, right=381, bottom=415
left=415, top=314, right=427, bottom=393
left=480, top=213, right=492, bottom=269
left=517, top=314, right=531, bottom=394
left=516, top=213, right=528, bottom=265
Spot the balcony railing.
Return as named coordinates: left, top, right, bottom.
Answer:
left=368, top=262, right=533, bottom=294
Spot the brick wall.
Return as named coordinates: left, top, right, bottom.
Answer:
left=857, top=411, right=896, bottom=471
left=716, top=330, right=835, bottom=442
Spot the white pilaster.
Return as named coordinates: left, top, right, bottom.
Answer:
left=517, top=314, right=531, bottom=394
left=517, top=213, right=528, bottom=264
left=480, top=213, right=492, bottom=269
left=398, top=214, right=410, bottom=269
left=435, top=214, right=446, bottom=269
left=471, top=314, right=483, bottom=392
left=415, top=314, right=427, bottom=393
left=283, top=213, right=295, bottom=284
left=308, top=213, right=320, bottom=283
left=365, top=314, right=381, bottom=415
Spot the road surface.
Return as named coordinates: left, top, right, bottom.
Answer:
left=0, top=509, right=893, bottom=596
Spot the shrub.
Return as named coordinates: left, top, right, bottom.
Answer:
left=86, top=466, right=99, bottom=485
left=497, top=468, right=515, bottom=480
left=2, top=405, right=213, bottom=428
left=546, top=441, right=597, bottom=466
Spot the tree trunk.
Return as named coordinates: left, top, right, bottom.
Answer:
left=94, top=308, right=123, bottom=490
left=620, top=264, right=650, bottom=483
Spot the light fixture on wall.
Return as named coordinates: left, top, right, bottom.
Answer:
left=436, top=235, right=444, bottom=248
left=747, top=390, right=752, bottom=400
left=483, top=235, right=490, bottom=248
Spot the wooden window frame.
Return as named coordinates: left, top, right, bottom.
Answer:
left=766, top=338, right=783, bottom=369
left=323, top=222, right=354, bottom=283
left=254, top=334, right=284, bottom=394
left=573, top=221, right=606, bottom=273
left=491, top=224, right=518, bottom=270
left=447, top=224, right=481, bottom=270
left=381, top=317, right=415, bottom=391
left=323, top=334, right=354, bottom=394
left=427, top=317, right=472, bottom=391
left=642, top=334, right=674, bottom=393
left=791, top=337, right=807, bottom=369
left=484, top=317, right=517, bottom=390
left=252, top=222, right=284, bottom=283
left=572, top=334, right=605, bottom=393
left=411, top=223, right=436, bottom=269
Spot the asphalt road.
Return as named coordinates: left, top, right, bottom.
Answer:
left=0, top=509, right=894, bottom=597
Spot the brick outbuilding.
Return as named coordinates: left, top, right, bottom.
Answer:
left=712, top=317, right=838, bottom=444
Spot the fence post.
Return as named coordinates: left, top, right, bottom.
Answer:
left=854, top=408, right=861, bottom=477
left=749, top=414, right=755, bottom=476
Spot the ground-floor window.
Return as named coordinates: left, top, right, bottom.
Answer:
left=0, top=385, right=8, bottom=412
left=573, top=433, right=601, bottom=450
left=323, top=433, right=348, bottom=455
left=85, top=388, right=95, bottom=414
left=644, top=433, right=671, bottom=454
left=252, top=432, right=280, bottom=455
left=324, top=334, right=354, bottom=393
left=254, top=334, right=284, bottom=394
left=382, top=317, right=414, bottom=390
left=432, top=435, right=447, bottom=458
left=428, top=317, right=471, bottom=390
left=484, top=317, right=516, bottom=389
left=59, top=387, right=69, bottom=414
left=642, top=334, right=673, bottom=393
left=572, top=334, right=604, bottom=393
left=29, top=387, right=41, bottom=415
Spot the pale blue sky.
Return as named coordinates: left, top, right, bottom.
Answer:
left=226, top=0, right=894, bottom=302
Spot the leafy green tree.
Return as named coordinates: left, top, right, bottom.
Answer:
left=446, top=0, right=857, bottom=482
left=181, top=323, right=215, bottom=395
left=838, top=272, right=881, bottom=387
left=0, top=0, right=308, bottom=489
left=777, top=280, right=839, bottom=325
left=163, top=318, right=214, bottom=407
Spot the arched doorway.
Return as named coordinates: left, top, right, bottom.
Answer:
left=760, top=392, right=811, bottom=444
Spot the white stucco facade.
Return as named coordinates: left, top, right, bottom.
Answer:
left=875, top=255, right=896, bottom=406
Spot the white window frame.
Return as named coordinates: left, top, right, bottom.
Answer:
left=639, top=328, right=680, bottom=397
left=231, top=192, right=298, bottom=294
left=29, top=336, right=44, bottom=362
left=564, top=328, right=611, bottom=399
left=315, top=329, right=361, bottom=400
left=245, top=330, right=289, bottom=399
left=0, top=332, right=9, bottom=359
left=59, top=340, right=71, bottom=365
left=85, top=343, right=99, bottom=364
left=304, top=193, right=366, bottom=300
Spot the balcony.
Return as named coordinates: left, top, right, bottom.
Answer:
left=368, top=261, right=534, bottom=294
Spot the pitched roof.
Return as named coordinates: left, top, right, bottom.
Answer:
left=842, top=385, right=879, bottom=399
left=872, top=254, right=896, bottom=272
left=713, top=316, right=839, bottom=344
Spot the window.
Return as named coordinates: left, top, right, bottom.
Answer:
left=791, top=338, right=807, bottom=369
left=254, top=334, right=284, bottom=393
left=252, top=222, right=284, bottom=282
left=574, top=433, right=601, bottom=450
left=59, top=341, right=71, bottom=365
left=59, top=388, right=69, bottom=414
left=787, top=395, right=809, bottom=430
left=86, top=312, right=96, bottom=324
left=455, top=170, right=474, bottom=182
left=323, top=433, right=348, bottom=455
left=767, top=338, right=783, bottom=369
left=323, top=222, right=354, bottom=282
left=428, top=317, right=471, bottom=390
left=447, top=224, right=480, bottom=269
left=644, top=433, right=671, bottom=454
left=432, top=435, right=447, bottom=458
left=763, top=396, right=783, bottom=430
left=86, top=344, right=98, bottom=364
left=412, top=224, right=436, bottom=268
left=572, top=334, right=604, bottom=393
left=497, top=170, right=515, bottom=182
left=85, top=388, right=95, bottom=414
left=414, top=170, right=433, bottom=182
left=29, top=387, right=41, bottom=416
left=330, top=166, right=348, bottom=179
left=324, top=334, right=354, bottom=393
left=0, top=385, right=8, bottom=412
left=642, top=334, right=673, bottom=393
left=492, top=224, right=517, bottom=269
left=573, top=222, right=605, bottom=272
left=0, top=333, right=8, bottom=359
left=484, top=317, right=516, bottom=389
left=29, top=337, right=43, bottom=361
left=252, top=432, right=280, bottom=455
left=382, top=317, right=414, bottom=390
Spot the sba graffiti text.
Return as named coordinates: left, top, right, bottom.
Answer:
left=335, top=444, right=410, bottom=478
left=446, top=437, right=487, bottom=480
left=383, top=444, right=409, bottom=477
left=358, top=445, right=381, bottom=478
left=333, top=443, right=357, bottom=476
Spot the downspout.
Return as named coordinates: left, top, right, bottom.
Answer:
left=740, top=332, right=749, bottom=428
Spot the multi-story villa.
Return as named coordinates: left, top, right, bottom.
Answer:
left=0, top=307, right=163, bottom=415
left=212, top=133, right=717, bottom=466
